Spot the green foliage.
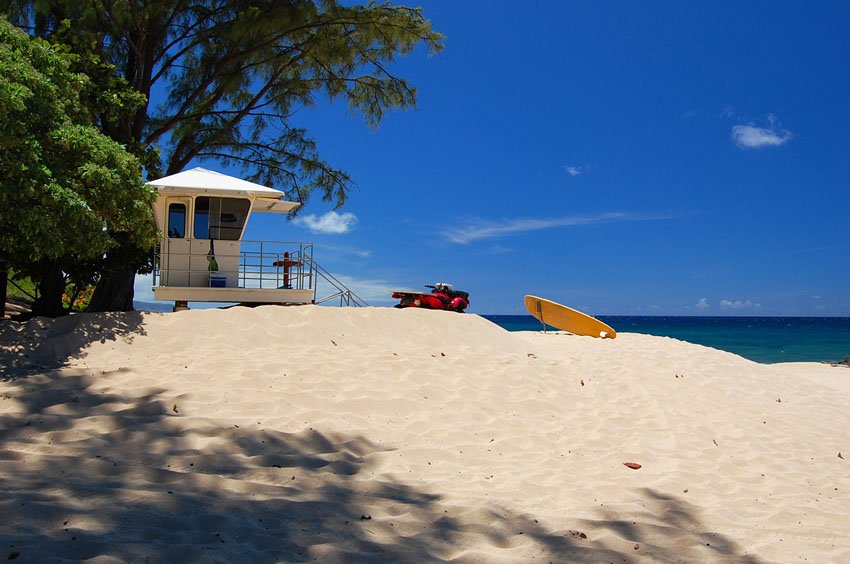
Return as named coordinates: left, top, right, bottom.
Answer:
left=0, top=16, right=158, bottom=280
left=6, top=271, right=35, bottom=302
left=63, top=284, right=94, bottom=312
left=1, top=1, right=442, bottom=311
left=2, top=0, right=444, bottom=209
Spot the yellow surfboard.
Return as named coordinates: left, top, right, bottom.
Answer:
left=524, top=295, right=617, bottom=339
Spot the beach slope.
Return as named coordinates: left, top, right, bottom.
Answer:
left=1, top=306, right=848, bottom=561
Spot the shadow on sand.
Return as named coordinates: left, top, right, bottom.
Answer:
left=0, top=311, right=147, bottom=379
left=0, top=315, right=761, bottom=562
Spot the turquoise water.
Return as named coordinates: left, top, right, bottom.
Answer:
left=482, top=315, right=850, bottom=364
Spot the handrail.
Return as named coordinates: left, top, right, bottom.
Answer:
left=309, top=259, right=369, bottom=307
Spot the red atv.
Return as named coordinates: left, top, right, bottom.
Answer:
left=391, top=283, right=470, bottom=313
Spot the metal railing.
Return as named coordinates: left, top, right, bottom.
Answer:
left=152, top=239, right=314, bottom=292
left=152, top=239, right=368, bottom=307
left=312, top=261, right=369, bottom=307
left=237, top=240, right=314, bottom=291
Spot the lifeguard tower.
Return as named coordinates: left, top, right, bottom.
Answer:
left=149, top=167, right=365, bottom=310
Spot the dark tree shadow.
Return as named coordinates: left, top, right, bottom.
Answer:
left=570, top=488, right=762, bottom=562
left=0, top=311, right=147, bottom=379
left=1, top=316, right=764, bottom=562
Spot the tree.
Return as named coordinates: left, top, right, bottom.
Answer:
left=0, top=16, right=158, bottom=317
left=2, top=1, right=444, bottom=311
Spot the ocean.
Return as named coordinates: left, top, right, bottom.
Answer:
left=482, top=315, right=850, bottom=365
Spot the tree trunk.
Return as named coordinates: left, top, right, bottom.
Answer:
left=31, top=264, right=67, bottom=318
left=87, top=265, right=137, bottom=312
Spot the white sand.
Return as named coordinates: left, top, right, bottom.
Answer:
left=1, top=305, right=848, bottom=562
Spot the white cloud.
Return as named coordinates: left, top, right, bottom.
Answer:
left=563, top=165, right=583, bottom=176
left=695, top=298, right=709, bottom=311
left=294, top=211, right=357, bottom=234
left=731, top=117, right=792, bottom=149
left=720, top=299, right=761, bottom=310
left=441, top=212, right=675, bottom=244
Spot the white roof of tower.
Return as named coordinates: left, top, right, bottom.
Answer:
left=147, top=167, right=299, bottom=213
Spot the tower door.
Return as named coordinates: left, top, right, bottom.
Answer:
left=160, top=197, right=192, bottom=286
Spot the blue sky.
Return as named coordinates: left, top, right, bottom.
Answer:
left=136, top=1, right=850, bottom=315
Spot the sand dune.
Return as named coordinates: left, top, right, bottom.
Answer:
left=1, top=305, right=848, bottom=562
